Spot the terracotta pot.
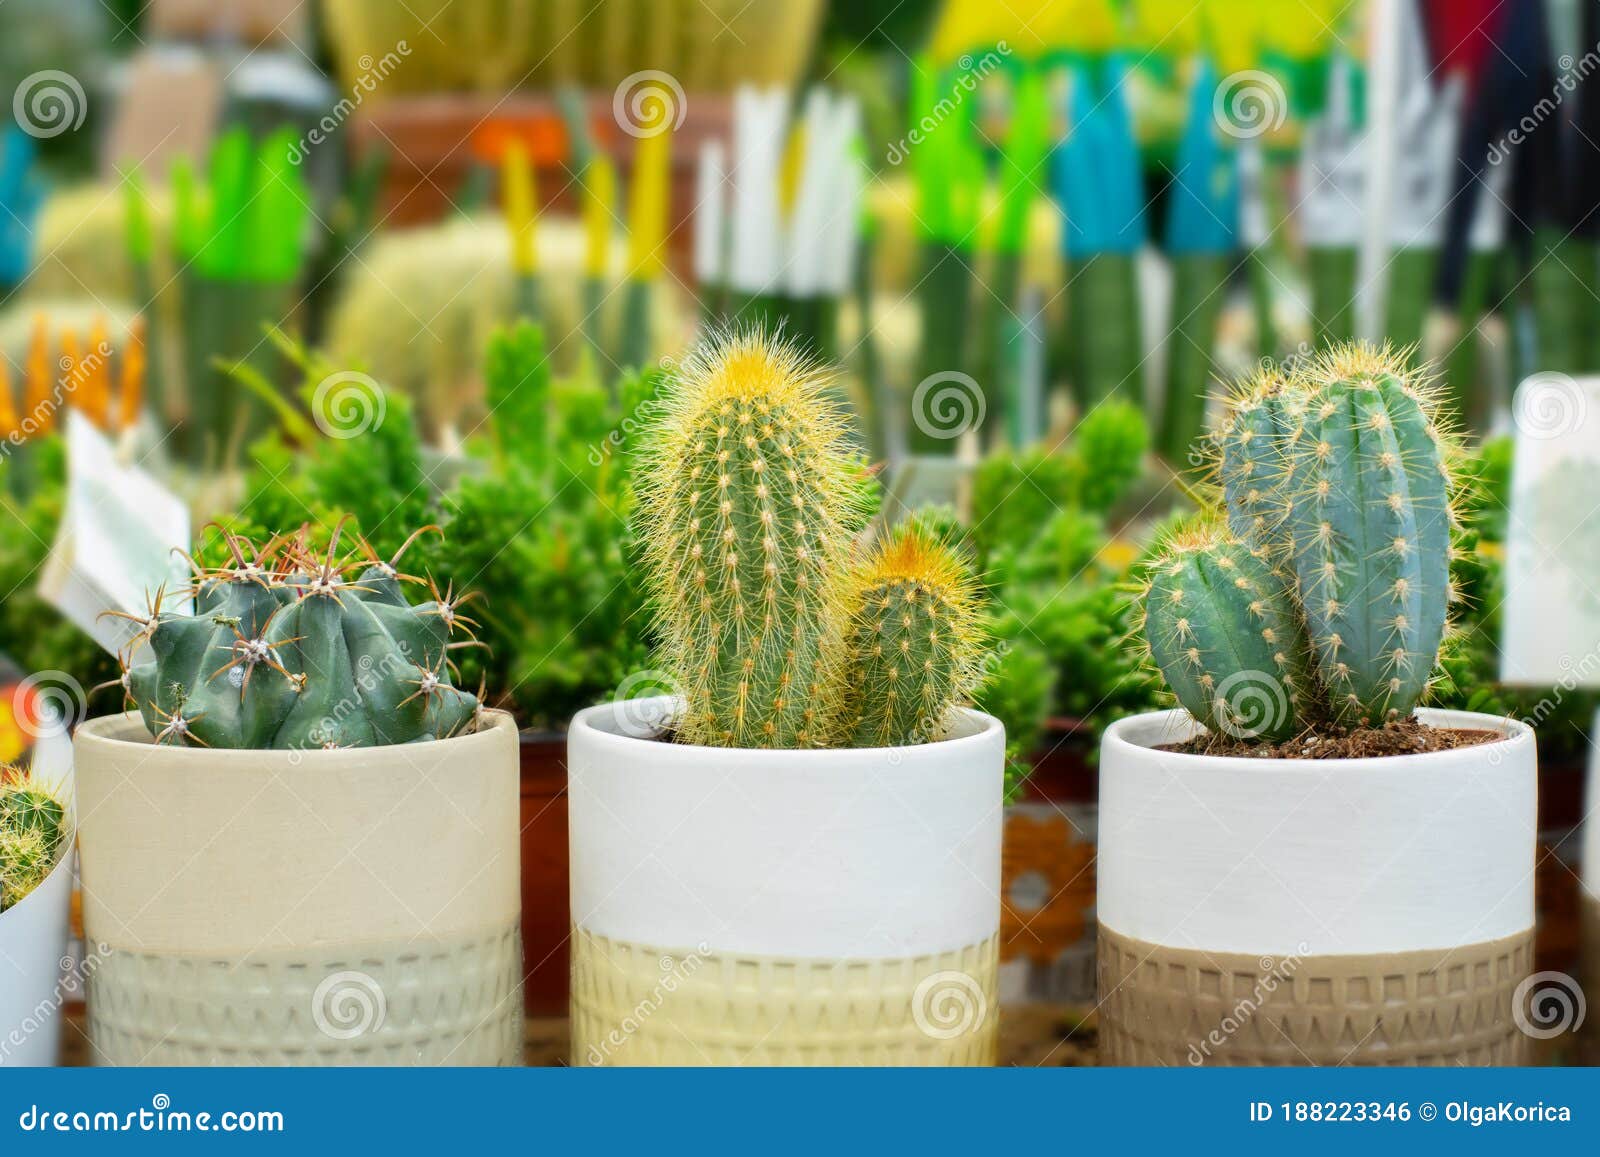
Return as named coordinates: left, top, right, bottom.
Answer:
left=1001, top=718, right=1098, bottom=1004
left=567, top=696, right=1005, bottom=1066
left=518, top=731, right=569, bottom=1016
left=1535, top=745, right=1587, bottom=976
left=1098, top=708, right=1537, bottom=1067
left=1583, top=730, right=1600, bottom=1064
left=74, top=710, right=523, bottom=1066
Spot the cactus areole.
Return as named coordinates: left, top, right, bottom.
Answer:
left=116, top=523, right=483, bottom=750
left=1142, top=344, right=1463, bottom=746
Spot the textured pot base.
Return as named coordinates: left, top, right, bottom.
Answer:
left=87, top=924, right=523, bottom=1066
left=1098, top=925, right=1533, bottom=1066
left=571, top=928, right=999, bottom=1066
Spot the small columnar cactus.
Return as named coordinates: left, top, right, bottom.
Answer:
left=1142, top=527, right=1311, bottom=742
left=1215, top=367, right=1301, bottom=545
left=118, top=523, right=482, bottom=749
left=0, top=771, right=70, bottom=913
left=637, top=331, right=867, bottom=747
left=1144, top=344, right=1458, bottom=737
left=840, top=524, right=985, bottom=748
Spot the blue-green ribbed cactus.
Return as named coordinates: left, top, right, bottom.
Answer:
left=118, top=523, right=482, bottom=749
left=1282, top=348, right=1454, bottom=725
left=1216, top=368, right=1302, bottom=546
left=1144, top=344, right=1458, bottom=737
left=1142, top=527, right=1311, bottom=742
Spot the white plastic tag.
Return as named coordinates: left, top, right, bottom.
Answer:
left=1500, top=374, right=1600, bottom=685
left=39, top=412, right=191, bottom=657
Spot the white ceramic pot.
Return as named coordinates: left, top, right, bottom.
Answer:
left=567, top=696, right=1005, bottom=1066
left=73, top=710, right=523, bottom=1066
left=1097, top=708, right=1538, bottom=1066
left=0, top=847, right=74, bottom=1066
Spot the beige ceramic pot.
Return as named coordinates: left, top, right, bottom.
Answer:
left=73, top=710, right=523, bottom=1066
left=1098, top=708, right=1537, bottom=1067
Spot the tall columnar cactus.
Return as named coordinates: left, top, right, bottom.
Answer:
left=0, top=771, right=70, bottom=913
left=119, top=523, right=482, bottom=749
left=1142, top=527, right=1312, bottom=742
left=1282, top=348, right=1454, bottom=724
left=1144, top=344, right=1458, bottom=737
left=840, top=524, right=985, bottom=748
left=636, top=331, right=867, bottom=747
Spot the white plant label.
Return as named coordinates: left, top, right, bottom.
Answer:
left=1501, top=374, right=1600, bottom=685
left=39, top=412, right=191, bottom=656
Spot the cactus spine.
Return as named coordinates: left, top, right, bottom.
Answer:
left=0, top=771, right=70, bottom=912
left=637, top=331, right=865, bottom=747
left=1143, top=528, right=1311, bottom=742
left=1144, top=343, right=1457, bottom=738
left=121, top=523, right=483, bottom=749
left=841, top=524, right=985, bottom=748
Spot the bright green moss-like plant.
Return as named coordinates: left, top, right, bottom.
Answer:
left=1142, top=344, right=1461, bottom=737
left=0, top=770, right=70, bottom=913
left=120, top=523, right=481, bottom=749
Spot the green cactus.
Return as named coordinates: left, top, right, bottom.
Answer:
left=119, top=523, right=482, bottom=749
left=1142, top=343, right=1459, bottom=739
left=840, top=524, right=986, bottom=748
left=0, top=772, right=70, bottom=913
left=1283, top=348, right=1454, bottom=724
left=1142, top=526, right=1312, bottom=742
left=1216, top=367, right=1301, bottom=546
left=636, top=331, right=869, bottom=748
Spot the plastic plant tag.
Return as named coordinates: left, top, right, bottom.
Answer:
left=39, top=411, right=191, bottom=656
left=1298, top=59, right=1365, bottom=248
left=1500, top=374, right=1600, bottom=685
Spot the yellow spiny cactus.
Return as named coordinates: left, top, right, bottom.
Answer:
left=636, top=329, right=868, bottom=748
left=839, top=523, right=986, bottom=748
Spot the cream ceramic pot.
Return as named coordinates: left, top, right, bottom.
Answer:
left=73, top=710, right=523, bottom=1066
left=1097, top=708, right=1538, bottom=1066
left=567, top=696, right=1005, bottom=1066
